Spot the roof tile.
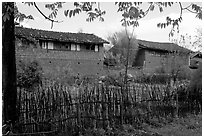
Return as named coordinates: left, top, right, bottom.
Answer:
left=15, top=27, right=109, bottom=44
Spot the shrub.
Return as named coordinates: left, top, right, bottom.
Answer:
left=16, top=60, right=43, bottom=89
left=134, top=73, right=171, bottom=84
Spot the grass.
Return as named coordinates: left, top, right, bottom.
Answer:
left=144, top=113, right=202, bottom=136
left=65, top=113, right=201, bottom=136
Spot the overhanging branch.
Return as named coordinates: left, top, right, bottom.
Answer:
left=33, top=2, right=63, bottom=28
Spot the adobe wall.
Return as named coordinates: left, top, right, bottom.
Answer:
left=144, top=50, right=189, bottom=74
left=15, top=39, right=105, bottom=77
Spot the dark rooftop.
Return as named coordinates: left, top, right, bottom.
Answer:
left=15, top=27, right=109, bottom=44
left=138, top=39, right=191, bottom=53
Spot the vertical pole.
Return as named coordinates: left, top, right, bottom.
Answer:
left=2, top=2, right=17, bottom=125
left=176, top=92, right=179, bottom=118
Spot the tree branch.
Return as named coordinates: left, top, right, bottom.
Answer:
left=179, top=2, right=198, bottom=14
left=182, top=3, right=192, bottom=10
left=185, top=8, right=198, bottom=14
left=178, top=2, right=183, bottom=17
left=33, top=2, right=63, bottom=25
left=142, top=2, right=154, bottom=19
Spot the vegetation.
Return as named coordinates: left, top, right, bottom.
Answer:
left=6, top=79, right=199, bottom=136
left=16, top=60, right=43, bottom=90
left=2, top=1, right=202, bottom=135
left=106, top=30, right=138, bottom=66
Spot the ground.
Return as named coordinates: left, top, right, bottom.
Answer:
left=145, top=114, right=202, bottom=136
left=80, top=113, right=202, bottom=136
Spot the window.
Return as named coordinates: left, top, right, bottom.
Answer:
left=48, top=42, right=54, bottom=49
left=53, top=42, right=71, bottom=51
left=95, top=45, right=99, bottom=52
left=41, top=41, right=48, bottom=49
left=76, top=44, right=80, bottom=51
left=71, top=44, right=76, bottom=51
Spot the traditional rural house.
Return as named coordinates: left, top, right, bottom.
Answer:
left=133, top=39, right=192, bottom=73
left=15, top=27, right=109, bottom=77
left=108, top=39, right=192, bottom=74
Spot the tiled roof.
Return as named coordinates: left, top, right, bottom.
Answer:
left=138, top=39, right=191, bottom=53
left=15, top=27, right=109, bottom=44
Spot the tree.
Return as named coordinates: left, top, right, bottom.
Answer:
left=2, top=2, right=34, bottom=125
left=192, top=27, right=202, bottom=51
left=107, top=30, right=138, bottom=66
left=21, top=2, right=202, bottom=90
left=170, top=27, right=202, bottom=51
left=2, top=2, right=17, bottom=125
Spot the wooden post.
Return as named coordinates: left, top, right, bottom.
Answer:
left=120, top=86, right=124, bottom=125
left=176, top=92, right=179, bottom=118
left=77, top=89, right=81, bottom=135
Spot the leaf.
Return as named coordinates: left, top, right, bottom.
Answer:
left=168, top=2, right=173, bottom=7
left=27, top=15, right=34, bottom=20
left=150, top=5, right=155, bottom=11
left=74, top=2, right=80, bottom=7
left=101, top=11, right=106, bottom=15
left=196, top=13, right=202, bottom=19
left=69, top=10, right=73, bottom=18
left=159, top=7, right=163, bottom=12
left=157, top=23, right=161, bottom=28
left=99, top=17, right=104, bottom=22
left=122, top=12, right=129, bottom=18
left=2, top=13, right=10, bottom=22
left=128, top=6, right=140, bottom=19
left=64, top=10, right=69, bottom=17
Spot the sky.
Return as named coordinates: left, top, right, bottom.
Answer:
left=16, top=2, right=202, bottom=48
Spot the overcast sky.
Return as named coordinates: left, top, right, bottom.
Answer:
left=16, top=2, right=202, bottom=45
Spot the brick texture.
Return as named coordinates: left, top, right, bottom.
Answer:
left=16, top=39, right=105, bottom=77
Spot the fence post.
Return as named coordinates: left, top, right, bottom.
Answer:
left=120, top=86, right=124, bottom=125
left=76, top=88, right=82, bottom=135
left=176, top=92, right=179, bottom=118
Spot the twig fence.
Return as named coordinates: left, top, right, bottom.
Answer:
left=16, top=81, right=189, bottom=135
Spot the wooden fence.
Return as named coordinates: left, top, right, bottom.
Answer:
left=16, top=81, right=189, bottom=135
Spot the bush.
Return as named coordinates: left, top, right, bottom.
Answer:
left=135, top=73, right=171, bottom=84
left=17, top=60, right=43, bottom=89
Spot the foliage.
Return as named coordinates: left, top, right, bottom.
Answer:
left=16, top=60, right=43, bottom=90
left=21, top=2, right=202, bottom=37
left=192, top=27, right=202, bottom=51
left=107, top=30, right=138, bottom=65
left=16, top=80, right=200, bottom=136
left=171, top=27, right=202, bottom=51
left=14, top=3, right=34, bottom=24
left=188, top=62, right=202, bottom=108
left=103, top=58, right=117, bottom=67
left=2, top=3, right=14, bottom=24
left=134, top=73, right=171, bottom=84
left=156, top=3, right=202, bottom=37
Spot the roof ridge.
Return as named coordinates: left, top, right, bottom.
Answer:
left=138, top=39, right=176, bottom=45
left=15, top=26, right=95, bottom=35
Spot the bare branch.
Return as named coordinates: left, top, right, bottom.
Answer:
left=33, top=2, right=63, bottom=24
left=143, top=2, right=154, bottom=18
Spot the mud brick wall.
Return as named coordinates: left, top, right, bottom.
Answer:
left=143, top=50, right=189, bottom=74
left=15, top=40, right=105, bottom=77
